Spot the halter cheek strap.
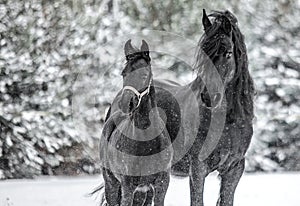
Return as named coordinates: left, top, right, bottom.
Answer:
left=122, top=78, right=153, bottom=109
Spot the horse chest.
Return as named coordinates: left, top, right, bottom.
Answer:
left=207, top=123, right=251, bottom=171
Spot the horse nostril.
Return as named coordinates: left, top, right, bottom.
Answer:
left=213, top=93, right=222, bottom=106
left=201, top=92, right=212, bottom=108
left=225, top=51, right=232, bottom=59
left=129, top=98, right=134, bottom=112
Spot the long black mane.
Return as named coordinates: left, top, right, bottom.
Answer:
left=195, top=10, right=255, bottom=121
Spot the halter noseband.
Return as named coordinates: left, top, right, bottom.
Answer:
left=122, top=77, right=153, bottom=110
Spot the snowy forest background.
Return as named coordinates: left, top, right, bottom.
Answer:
left=0, top=0, right=299, bottom=179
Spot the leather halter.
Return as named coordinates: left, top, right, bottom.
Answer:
left=122, top=77, right=153, bottom=110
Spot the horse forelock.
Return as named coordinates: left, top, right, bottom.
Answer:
left=122, top=52, right=151, bottom=76
left=194, top=12, right=233, bottom=71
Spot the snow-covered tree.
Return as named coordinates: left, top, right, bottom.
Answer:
left=0, top=0, right=299, bottom=179
left=0, top=0, right=126, bottom=178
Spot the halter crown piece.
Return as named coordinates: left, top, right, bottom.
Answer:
left=122, top=78, right=153, bottom=110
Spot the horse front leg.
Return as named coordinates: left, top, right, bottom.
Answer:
left=190, top=157, right=208, bottom=206
left=120, top=185, right=135, bottom=206
left=102, top=168, right=121, bottom=206
left=217, top=158, right=245, bottom=206
left=153, top=171, right=170, bottom=206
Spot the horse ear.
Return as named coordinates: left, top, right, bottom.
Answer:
left=202, top=9, right=212, bottom=32
left=223, top=17, right=232, bottom=34
left=141, top=40, right=149, bottom=52
left=124, top=39, right=135, bottom=57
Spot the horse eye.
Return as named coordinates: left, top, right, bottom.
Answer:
left=126, top=54, right=135, bottom=61
left=225, top=51, right=233, bottom=59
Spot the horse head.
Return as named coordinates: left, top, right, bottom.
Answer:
left=119, top=39, right=153, bottom=114
left=195, top=9, right=239, bottom=108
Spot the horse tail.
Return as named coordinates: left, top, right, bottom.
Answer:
left=88, top=183, right=106, bottom=205
left=89, top=182, right=104, bottom=195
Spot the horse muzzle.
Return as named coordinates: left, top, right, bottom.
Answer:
left=201, top=92, right=223, bottom=109
left=119, top=90, right=138, bottom=114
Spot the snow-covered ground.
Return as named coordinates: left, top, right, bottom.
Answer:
left=0, top=172, right=299, bottom=206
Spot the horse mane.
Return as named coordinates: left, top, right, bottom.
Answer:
left=194, top=10, right=255, bottom=121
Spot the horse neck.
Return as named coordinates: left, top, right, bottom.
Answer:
left=133, top=86, right=157, bottom=129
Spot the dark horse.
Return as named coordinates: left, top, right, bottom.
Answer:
left=176, top=10, right=255, bottom=206
left=165, top=10, right=254, bottom=206
left=99, top=40, right=173, bottom=206
left=101, top=9, right=254, bottom=206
